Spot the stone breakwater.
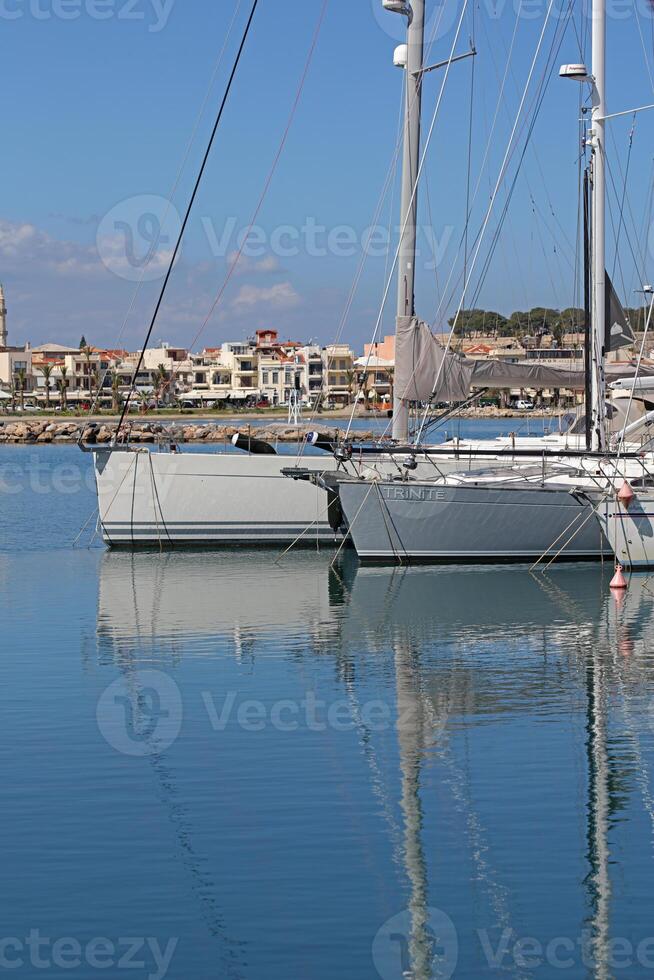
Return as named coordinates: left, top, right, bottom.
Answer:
left=0, top=421, right=379, bottom=445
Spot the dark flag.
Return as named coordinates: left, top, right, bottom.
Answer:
left=605, top=273, right=635, bottom=351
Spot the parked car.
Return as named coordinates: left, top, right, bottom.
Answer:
left=514, top=399, right=535, bottom=411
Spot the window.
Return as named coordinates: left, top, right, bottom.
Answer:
left=272, top=372, right=279, bottom=384
left=262, top=372, right=269, bottom=384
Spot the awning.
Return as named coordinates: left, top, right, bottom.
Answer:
left=0, top=390, right=11, bottom=400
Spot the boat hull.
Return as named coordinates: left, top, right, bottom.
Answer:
left=593, top=492, right=654, bottom=569
left=337, top=479, right=607, bottom=562
left=93, top=448, right=341, bottom=547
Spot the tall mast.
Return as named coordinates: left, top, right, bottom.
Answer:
left=590, top=0, right=607, bottom=450
left=392, top=0, right=425, bottom=442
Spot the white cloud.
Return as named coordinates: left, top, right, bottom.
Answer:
left=231, top=281, right=301, bottom=312
left=0, top=219, right=103, bottom=278
left=226, top=252, right=282, bottom=277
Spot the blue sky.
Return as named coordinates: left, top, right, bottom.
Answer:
left=2, top=0, right=654, bottom=351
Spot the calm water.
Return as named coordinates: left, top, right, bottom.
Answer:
left=2, top=429, right=654, bottom=979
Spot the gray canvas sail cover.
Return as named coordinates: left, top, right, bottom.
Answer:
left=395, top=315, right=585, bottom=402
left=605, top=273, right=635, bottom=351
left=395, top=316, right=474, bottom=403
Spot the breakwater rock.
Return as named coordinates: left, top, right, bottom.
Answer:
left=0, top=420, right=379, bottom=445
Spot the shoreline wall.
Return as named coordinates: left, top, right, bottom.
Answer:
left=0, top=421, right=378, bottom=445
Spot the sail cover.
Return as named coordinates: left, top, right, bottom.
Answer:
left=395, top=316, right=474, bottom=403
left=605, top=273, right=635, bottom=351
left=395, top=315, right=585, bottom=402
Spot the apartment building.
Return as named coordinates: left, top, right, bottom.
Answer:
left=322, top=344, right=355, bottom=406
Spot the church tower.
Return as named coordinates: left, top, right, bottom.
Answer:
left=0, top=284, right=6, bottom=348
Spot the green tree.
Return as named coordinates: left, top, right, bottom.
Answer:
left=57, top=365, right=69, bottom=411
left=15, top=368, right=26, bottom=410
left=41, top=363, right=53, bottom=409
left=450, top=309, right=508, bottom=337
left=344, top=368, right=356, bottom=405
left=79, top=335, right=87, bottom=350
left=111, top=371, right=122, bottom=413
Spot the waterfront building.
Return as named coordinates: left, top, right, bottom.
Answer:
left=322, top=344, right=356, bottom=406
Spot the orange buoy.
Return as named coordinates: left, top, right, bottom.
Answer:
left=610, top=564, right=628, bottom=590
left=617, top=480, right=635, bottom=508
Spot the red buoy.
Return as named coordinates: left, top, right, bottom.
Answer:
left=617, top=480, right=635, bottom=508
left=610, top=565, right=628, bottom=590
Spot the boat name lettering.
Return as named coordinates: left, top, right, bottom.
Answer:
left=382, top=486, right=445, bottom=502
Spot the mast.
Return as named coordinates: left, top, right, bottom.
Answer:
left=583, top=169, right=592, bottom=451
left=392, top=0, right=425, bottom=442
left=590, top=0, right=607, bottom=450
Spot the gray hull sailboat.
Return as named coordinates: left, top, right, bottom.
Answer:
left=314, top=0, right=654, bottom=563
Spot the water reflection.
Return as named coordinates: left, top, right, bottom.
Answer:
left=95, top=554, right=654, bottom=978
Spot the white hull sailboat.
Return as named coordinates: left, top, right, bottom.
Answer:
left=90, top=0, right=594, bottom=550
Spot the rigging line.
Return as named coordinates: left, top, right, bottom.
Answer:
left=531, top=195, right=563, bottom=309
left=605, top=180, right=630, bottom=305
left=343, top=0, right=472, bottom=440
left=449, top=2, right=523, bottom=280
left=302, top=0, right=452, bottom=445
left=172, top=0, right=330, bottom=369
left=335, top=0, right=464, bottom=436
left=606, top=124, right=649, bottom=276
left=480, top=5, right=579, bottom=265
left=423, top=174, right=442, bottom=308
left=616, top=289, right=654, bottom=459
left=383, top=75, right=406, bottom=306
left=463, top=4, right=574, bottom=316
left=605, top=151, right=647, bottom=296
left=115, top=0, right=262, bottom=439
left=383, top=1, right=565, bottom=446
left=417, top=0, right=564, bottom=436
left=609, top=115, right=636, bottom=283
left=606, top=129, right=650, bottom=305
left=86, top=0, right=246, bottom=419
left=298, top=79, right=405, bottom=451
left=429, top=0, right=562, bottom=333
left=634, top=4, right=654, bottom=97
left=462, top=0, right=477, bottom=307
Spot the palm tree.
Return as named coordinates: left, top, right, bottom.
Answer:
left=386, top=366, right=395, bottom=407
left=360, top=371, right=372, bottom=412
left=344, top=368, right=356, bottom=406
left=80, top=344, right=94, bottom=395
left=154, top=364, right=169, bottom=408
left=138, top=389, right=150, bottom=415
left=111, top=371, right=122, bottom=413
left=89, top=368, right=100, bottom=410
left=41, top=363, right=53, bottom=409
left=16, top=368, right=26, bottom=411
left=57, top=366, right=69, bottom=411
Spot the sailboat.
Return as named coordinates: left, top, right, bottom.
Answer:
left=314, top=0, right=654, bottom=562
left=88, top=0, right=644, bottom=550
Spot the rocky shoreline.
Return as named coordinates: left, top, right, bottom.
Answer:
left=0, top=420, right=381, bottom=445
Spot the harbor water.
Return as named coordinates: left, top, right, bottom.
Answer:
left=2, top=424, right=654, bottom=979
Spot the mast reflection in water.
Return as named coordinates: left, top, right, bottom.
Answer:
left=5, top=545, right=654, bottom=978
